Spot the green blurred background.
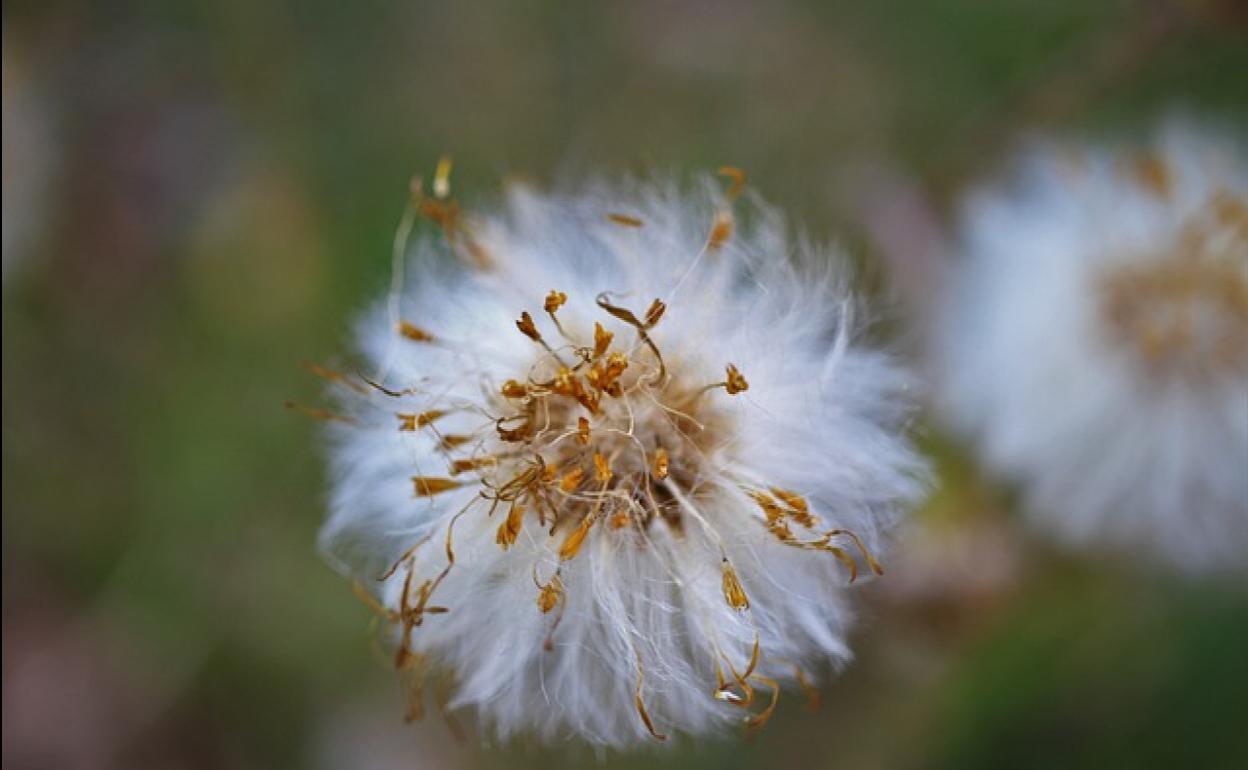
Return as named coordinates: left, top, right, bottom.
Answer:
left=3, top=1, right=1246, bottom=768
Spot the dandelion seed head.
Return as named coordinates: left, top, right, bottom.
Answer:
left=317, top=174, right=926, bottom=745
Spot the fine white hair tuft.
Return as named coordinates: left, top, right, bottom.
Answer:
left=315, top=172, right=927, bottom=746
left=936, top=119, right=1248, bottom=572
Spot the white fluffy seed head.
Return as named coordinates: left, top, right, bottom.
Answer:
left=937, top=120, right=1248, bottom=572
left=318, top=174, right=927, bottom=746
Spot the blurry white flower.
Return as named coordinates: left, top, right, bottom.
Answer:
left=311, top=170, right=925, bottom=746
left=937, top=121, right=1248, bottom=570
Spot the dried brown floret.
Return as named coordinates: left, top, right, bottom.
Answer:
left=515, top=311, right=542, bottom=342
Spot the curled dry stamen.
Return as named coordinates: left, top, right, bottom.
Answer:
left=635, top=651, right=668, bottom=742
left=595, top=292, right=668, bottom=382
left=718, top=166, right=747, bottom=201
left=747, top=486, right=883, bottom=581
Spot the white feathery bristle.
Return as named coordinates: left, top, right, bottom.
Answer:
left=317, top=174, right=927, bottom=746
left=937, top=119, right=1248, bottom=572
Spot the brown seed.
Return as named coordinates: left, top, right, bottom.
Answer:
left=721, top=560, right=750, bottom=611
left=412, top=477, right=464, bottom=497
left=607, top=213, right=644, bottom=227
left=397, top=321, right=435, bottom=342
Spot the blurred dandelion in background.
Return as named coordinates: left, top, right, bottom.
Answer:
left=312, top=169, right=927, bottom=745
left=935, top=120, right=1248, bottom=570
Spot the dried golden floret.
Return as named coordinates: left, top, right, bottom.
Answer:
left=593, top=322, right=614, bottom=358
left=537, top=573, right=564, bottom=613
left=725, top=363, right=749, bottom=394
left=544, top=290, right=568, bottom=314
